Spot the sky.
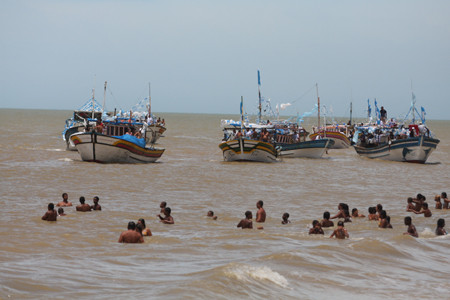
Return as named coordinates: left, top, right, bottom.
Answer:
left=1, top=0, right=449, bottom=120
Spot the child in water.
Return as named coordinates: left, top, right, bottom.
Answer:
left=309, top=220, right=324, bottom=235
left=434, top=195, right=442, bottom=209
left=435, top=219, right=447, bottom=236
left=413, top=202, right=432, bottom=217
left=403, top=216, right=418, bottom=238
left=281, top=213, right=290, bottom=224
left=330, top=221, right=349, bottom=239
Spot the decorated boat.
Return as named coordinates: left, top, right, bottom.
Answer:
left=70, top=120, right=164, bottom=163
left=352, top=96, right=439, bottom=163
left=309, top=126, right=351, bottom=149
left=275, top=129, right=335, bottom=158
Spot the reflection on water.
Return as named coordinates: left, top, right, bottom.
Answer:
left=0, top=109, right=449, bottom=299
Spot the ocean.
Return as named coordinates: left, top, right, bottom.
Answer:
left=0, top=109, right=449, bottom=299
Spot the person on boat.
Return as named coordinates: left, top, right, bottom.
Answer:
left=158, top=207, right=174, bottom=224
left=321, top=211, right=334, bottom=228
left=330, top=221, right=349, bottom=239
left=434, top=195, right=442, bottom=209
left=235, top=130, right=243, bottom=139
left=147, top=115, right=154, bottom=125
left=246, top=129, right=254, bottom=138
left=159, top=201, right=167, bottom=214
left=118, top=221, right=144, bottom=243
left=380, top=106, right=387, bottom=123
left=351, top=208, right=365, bottom=218
left=436, top=219, right=447, bottom=236
left=442, top=192, right=449, bottom=209
left=403, top=217, right=418, bottom=238
left=95, top=119, right=104, bottom=133
left=281, top=213, right=290, bottom=225
left=309, top=220, right=324, bottom=235
left=134, top=129, right=142, bottom=139
left=76, top=196, right=92, bottom=212
left=57, top=207, right=66, bottom=216
left=413, top=202, right=432, bottom=217
left=137, top=218, right=152, bottom=236
left=368, top=207, right=379, bottom=221
left=42, top=203, right=57, bottom=221
left=57, top=193, right=72, bottom=207
left=255, top=200, right=266, bottom=223
left=91, top=196, right=102, bottom=211
left=260, top=128, right=270, bottom=142
left=406, top=197, right=415, bottom=212
left=237, top=211, right=253, bottom=229
left=207, top=211, right=218, bottom=220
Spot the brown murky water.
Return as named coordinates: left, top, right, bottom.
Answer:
left=0, top=109, right=449, bottom=299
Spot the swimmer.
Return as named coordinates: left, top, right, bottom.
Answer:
left=435, top=219, right=447, bottom=236
left=376, top=204, right=383, bottom=218
left=442, top=192, right=449, bottom=209
left=207, top=210, right=218, bottom=220
left=255, top=200, right=266, bottom=223
left=237, top=211, right=253, bottom=229
left=57, top=207, right=66, bottom=216
left=42, top=203, right=57, bottom=221
left=403, top=216, right=418, bottom=238
left=118, top=221, right=144, bottom=243
left=309, top=220, right=324, bottom=235
left=281, top=213, right=290, bottom=225
left=137, top=218, right=152, bottom=236
left=406, top=197, right=415, bottom=212
left=321, top=211, right=334, bottom=228
left=159, top=201, right=167, bottom=214
left=386, top=216, right=393, bottom=229
left=368, top=207, right=379, bottom=221
left=351, top=208, right=365, bottom=218
left=158, top=207, right=174, bottom=224
left=413, top=202, right=432, bottom=217
left=413, top=194, right=425, bottom=212
left=330, top=221, right=349, bottom=239
left=91, top=196, right=102, bottom=211
left=76, top=196, right=92, bottom=212
left=434, top=195, right=442, bottom=209
left=56, top=193, right=72, bottom=207
left=378, top=210, right=389, bottom=228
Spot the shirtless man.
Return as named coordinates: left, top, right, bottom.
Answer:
left=413, top=202, right=432, bottom=217
left=351, top=208, right=365, bottom=218
left=237, top=211, right=253, bottom=229
left=76, top=196, right=92, bottom=212
left=56, top=193, right=72, bottom=207
left=403, top=216, right=418, bottom=238
left=309, top=220, right=324, bottom=235
left=91, top=196, right=102, bottom=211
left=435, top=219, right=447, bottom=236
left=159, top=201, right=167, bottom=214
left=412, top=194, right=425, bottom=212
left=255, top=200, right=266, bottom=223
left=207, top=210, right=218, bottom=220
left=378, top=210, right=389, bottom=228
left=406, top=197, right=415, bottom=212
left=321, top=211, right=334, bottom=228
left=118, top=221, right=144, bottom=243
left=368, top=207, right=379, bottom=221
left=158, top=207, right=174, bottom=224
left=42, top=203, right=57, bottom=221
left=434, top=195, right=442, bottom=209
left=330, top=221, right=349, bottom=239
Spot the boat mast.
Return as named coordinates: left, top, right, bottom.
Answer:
left=240, top=96, right=244, bottom=131
left=102, top=81, right=107, bottom=116
left=91, top=87, right=95, bottom=119
left=148, top=82, right=152, bottom=117
left=350, top=102, right=353, bottom=125
left=258, top=70, right=262, bottom=124
left=316, top=83, right=320, bottom=130
left=411, top=80, right=415, bottom=124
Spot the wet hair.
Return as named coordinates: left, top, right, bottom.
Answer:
left=337, top=221, right=344, bottom=226
left=79, top=196, right=85, bottom=204
left=245, top=210, right=252, bottom=218
left=416, top=193, right=425, bottom=200
left=368, top=207, right=376, bottom=214
left=48, top=203, right=54, bottom=210
left=312, top=220, right=319, bottom=226
left=257, top=200, right=264, bottom=207
left=138, top=218, right=146, bottom=228
left=208, top=210, right=214, bottom=216
left=352, top=208, right=358, bottom=214
left=136, top=223, right=143, bottom=234
left=407, top=197, right=413, bottom=203
left=422, top=202, right=428, bottom=209
left=437, top=218, right=445, bottom=227
left=380, top=210, right=387, bottom=219
left=442, top=192, right=447, bottom=198
left=386, top=216, right=391, bottom=224
left=376, top=204, right=383, bottom=211
left=165, top=207, right=171, bottom=215
left=128, top=221, right=136, bottom=230
left=62, top=193, right=68, bottom=198
left=160, top=201, right=167, bottom=208
left=283, top=212, right=289, bottom=219
left=58, top=207, right=64, bottom=214
left=93, top=196, right=99, bottom=202
left=324, top=211, right=330, bottom=219
left=404, top=216, right=412, bottom=224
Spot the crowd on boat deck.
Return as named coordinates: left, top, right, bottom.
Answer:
left=42, top=191, right=448, bottom=242
left=354, top=121, right=432, bottom=147
left=223, top=123, right=309, bottom=144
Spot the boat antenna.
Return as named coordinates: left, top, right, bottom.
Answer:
left=316, top=83, right=320, bottom=130
left=148, top=82, right=152, bottom=117
left=102, top=81, right=107, bottom=116
left=92, top=75, right=96, bottom=119
left=258, top=70, right=262, bottom=124
left=349, top=89, right=353, bottom=125
left=411, top=80, right=415, bottom=124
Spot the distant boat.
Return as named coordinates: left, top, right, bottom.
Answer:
left=70, top=120, right=164, bottom=163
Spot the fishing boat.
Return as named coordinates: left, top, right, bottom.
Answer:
left=70, top=120, right=164, bottom=163
left=353, top=96, right=439, bottom=163
left=63, top=83, right=105, bottom=150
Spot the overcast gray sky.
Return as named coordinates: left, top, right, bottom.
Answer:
left=1, top=0, right=449, bottom=120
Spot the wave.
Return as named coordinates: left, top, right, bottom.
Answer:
left=224, top=263, right=289, bottom=288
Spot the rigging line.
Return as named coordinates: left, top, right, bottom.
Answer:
left=289, top=84, right=317, bottom=105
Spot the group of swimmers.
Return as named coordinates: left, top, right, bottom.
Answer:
left=41, top=193, right=102, bottom=221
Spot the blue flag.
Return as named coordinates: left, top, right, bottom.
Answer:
left=257, top=70, right=261, bottom=86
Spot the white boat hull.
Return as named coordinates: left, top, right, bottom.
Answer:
left=71, top=132, right=164, bottom=163
left=309, top=131, right=351, bottom=149
left=354, top=136, right=439, bottom=163
left=219, top=138, right=278, bottom=162
left=145, top=124, right=166, bottom=144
